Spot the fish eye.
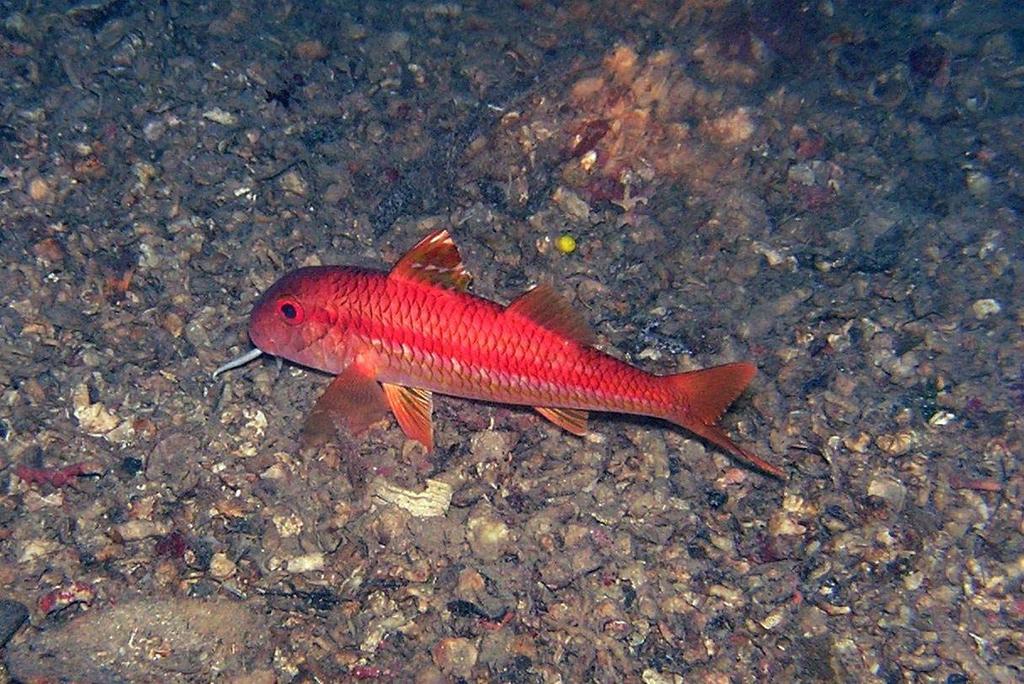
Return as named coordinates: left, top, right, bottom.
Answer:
left=277, top=298, right=304, bottom=325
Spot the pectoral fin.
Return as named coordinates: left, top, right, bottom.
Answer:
left=382, top=383, right=434, bottom=451
left=301, top=359, right=390, bottom=448
left=535, top=406, right=589, bottom=436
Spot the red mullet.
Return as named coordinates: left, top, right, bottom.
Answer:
left=215, top=230, right=783, bottom=478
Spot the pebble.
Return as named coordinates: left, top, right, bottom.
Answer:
left=279, top=170, right=308, bottom=197
left=19, top=539, right=59, bottom=563
left=875, top=430, right=915, bottom=456
left=466, top=511, right=511, bottom=561
left=971, top=298, right=1000, bottom=319
left=209, top=552, right=236, bottom=579
left=286, top=552, right=325, bottom=574
left=0, top=599, right=28, bottom=647
left=202, top=108, right=238, bottom=126
left=385, top=31, right=411, bottom=59
left=641, top=669, right=679, bottom=684
left=705, top=107, right=756, bottom=145
left=162, top=312, right=184, bottom=338
left=867, top=476, right=907, bottom=512
left=293, top=39, right=328, bottom=61
left=371, top=478, right=452, bottom=517
left=432, top=637, right=478, bottom=679
left=32, top=237, right=64, bottom=261
left=4, top=598, right=260, bottom=681
left=964, top=170, right=992, bottom=200
left=552, top=186, right=592, bottom=222
left=142, top=117, right=166, bottom=142
left=72, top=384, right=120, bottom=436
left=28, top=177, right=53, bottom=202
left=113, top=520, right=170, bottom=542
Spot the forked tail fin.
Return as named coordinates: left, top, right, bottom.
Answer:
left=663, top=362, right=785, bottom=479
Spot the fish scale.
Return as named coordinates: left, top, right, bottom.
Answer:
left=223, top=230, right=784, bottom=478
left=385, top=283, right=642, bottom=409
left=308, top=268, right=649, bottom=410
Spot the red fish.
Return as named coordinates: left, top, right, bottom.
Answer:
left=215, top=230, right=783, bottom=477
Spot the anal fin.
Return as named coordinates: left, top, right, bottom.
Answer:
left=535, top=406, right=589, bottom=436
left=302, top=360, right=390, bottom=449
left=382, top=383, right=434, bottom=451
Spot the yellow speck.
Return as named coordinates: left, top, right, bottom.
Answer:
left=555, top=234, right=577, bottom=254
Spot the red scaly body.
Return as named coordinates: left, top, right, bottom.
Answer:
left=256, top=266, right=668, bottom=414
left=237, top=230, right=783, bottom=477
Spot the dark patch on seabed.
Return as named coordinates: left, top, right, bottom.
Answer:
left=1, top=0, right=1023, bottom=681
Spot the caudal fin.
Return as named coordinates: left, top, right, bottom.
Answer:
left=663, top=362, right=785, bottom=479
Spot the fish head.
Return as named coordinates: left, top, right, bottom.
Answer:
left=248, top=266, right=351, bottom=374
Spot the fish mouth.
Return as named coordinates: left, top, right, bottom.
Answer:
left=211, top=303, right=280, bottom=379
left=247, top=324, right=274, bottom=354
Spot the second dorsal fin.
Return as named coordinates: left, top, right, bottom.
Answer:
left=506, top=283, right=597, bottom=346
left=389, top=229, right=471, bottom=291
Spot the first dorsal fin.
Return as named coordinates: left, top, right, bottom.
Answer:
left=389, top=229, right=471, bottom=291
left=506, top=283, right=597, bottom=346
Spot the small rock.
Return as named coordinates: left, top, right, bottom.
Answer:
left=971, top=298, right=1000, bottom=319
left=272, top=512, right=303, bottom=537
left=875, top=430, right=915, bottom=456
left=202, top=107, right=238, bottom=126
left=759, top=606, right=787, bottom=630
left=385, top=31, right=411, bottom=60
left=705, top=107, right=756, bottom=145
left=344, top=23, right=368, bottom=40
left=19, top=539, right=60, bottom=563
left=279, top=170, right=308, bottom=197
left=469, top=430, right=512, bottom=461
left=787, top=163, right=816, bottom=186
left=641, top=669, right=678, bottom=684
left=293, top=39, right=328, bottom=60
left=964, top=171, right=992, bottom=200
left=142, top=117, right=166, bottom=142
left=371, top=478, right=452, bottom=517
left=432, top=637, right=478, bottom=679
left=162, top=312, right=184, bottom=338
left=0, top=600, right=28, bottom=648
left=209, top=552, right=236, bottom=580
left=768, top=511, right=806, bottom=536
left=32, top=237, right=64, bottom=261
left=72, top=384, right=120, bottom=436
left=360, top=611, right=411, bottom=654
left=286, top=552, right=325, bottom=574
left=752, top=241, right=794, bottom=269
left=28, top=177, right=53, bottom=202
left=466, top=511, right=511, bottom=561
left=456, top=568, right=486, bottom=598
left=414, top=665, right=447, bottom=684
left=867, top=476, right=907, bottom=512
left=113, top=519, right=170, bottom=541
left=843, top=432, right=871, bottom=453
left=4, top=598, right=263, bottom=682
left=552, top=186, right=591, bottom=222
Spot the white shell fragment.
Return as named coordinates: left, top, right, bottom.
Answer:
left=370, top=478, right=453, bottom=517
